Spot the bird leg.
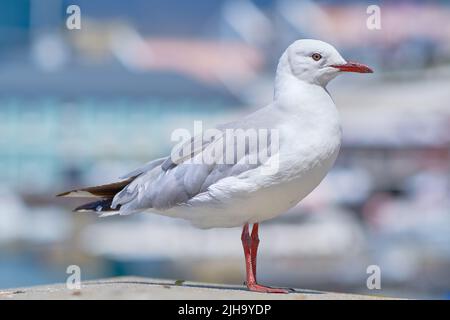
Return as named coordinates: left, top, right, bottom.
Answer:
left=241, top=224, right=256, bottom=285
left=250, top=223, right=259, bottom=278
left=241, top=223, right=289, bottom=294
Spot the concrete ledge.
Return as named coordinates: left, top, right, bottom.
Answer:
left=0, top=277, right=393, bottom=300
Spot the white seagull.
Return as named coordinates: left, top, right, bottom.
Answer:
left=59, top=39, right=373, bottom=293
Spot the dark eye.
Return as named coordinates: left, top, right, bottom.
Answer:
left=312, top=53, right=322, bottom=61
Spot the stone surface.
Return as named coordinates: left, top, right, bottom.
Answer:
left=0, top=277, right=393, bottom=300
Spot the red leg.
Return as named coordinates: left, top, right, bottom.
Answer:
left=250, top=223, right=259, bottom=278
left=241, top=223, right=289, bottom=294
left=241, top=223, right=257, bottom=285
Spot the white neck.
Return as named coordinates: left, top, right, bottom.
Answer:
left=274, top=71, right=333, bottom=113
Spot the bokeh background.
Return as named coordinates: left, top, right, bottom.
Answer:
left=0, top=0, right=449, bottom=299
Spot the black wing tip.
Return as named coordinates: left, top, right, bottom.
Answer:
left=56, top=191, right=71, bottom=197
left=73, top=198, right=120, bottom=213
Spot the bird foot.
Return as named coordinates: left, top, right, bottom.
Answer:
left=247, top=283, right=290, bottom=294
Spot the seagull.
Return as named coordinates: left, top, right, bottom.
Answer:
left=58, top=39, right=373, bottom=293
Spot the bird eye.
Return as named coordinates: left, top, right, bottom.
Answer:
left=312, top=53, right=322, bottom=61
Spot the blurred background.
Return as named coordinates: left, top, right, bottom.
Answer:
left=0, top=0, right=449, bottom=299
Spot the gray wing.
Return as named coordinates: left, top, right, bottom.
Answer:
left=112, top=105, right=281, bottom=213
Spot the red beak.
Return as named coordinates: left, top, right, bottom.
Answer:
left=331, top=61, right=373, bottom=73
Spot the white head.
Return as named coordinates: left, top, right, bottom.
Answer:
left=277, top=39, right=373, bottom=87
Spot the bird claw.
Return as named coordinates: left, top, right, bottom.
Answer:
left=247, top=283, right=290, bottom=294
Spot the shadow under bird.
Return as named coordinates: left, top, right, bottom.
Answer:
left=58, top=39, right=373, bottom=293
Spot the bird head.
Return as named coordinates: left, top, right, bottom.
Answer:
left=278, top=39, right=373, bottom=87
